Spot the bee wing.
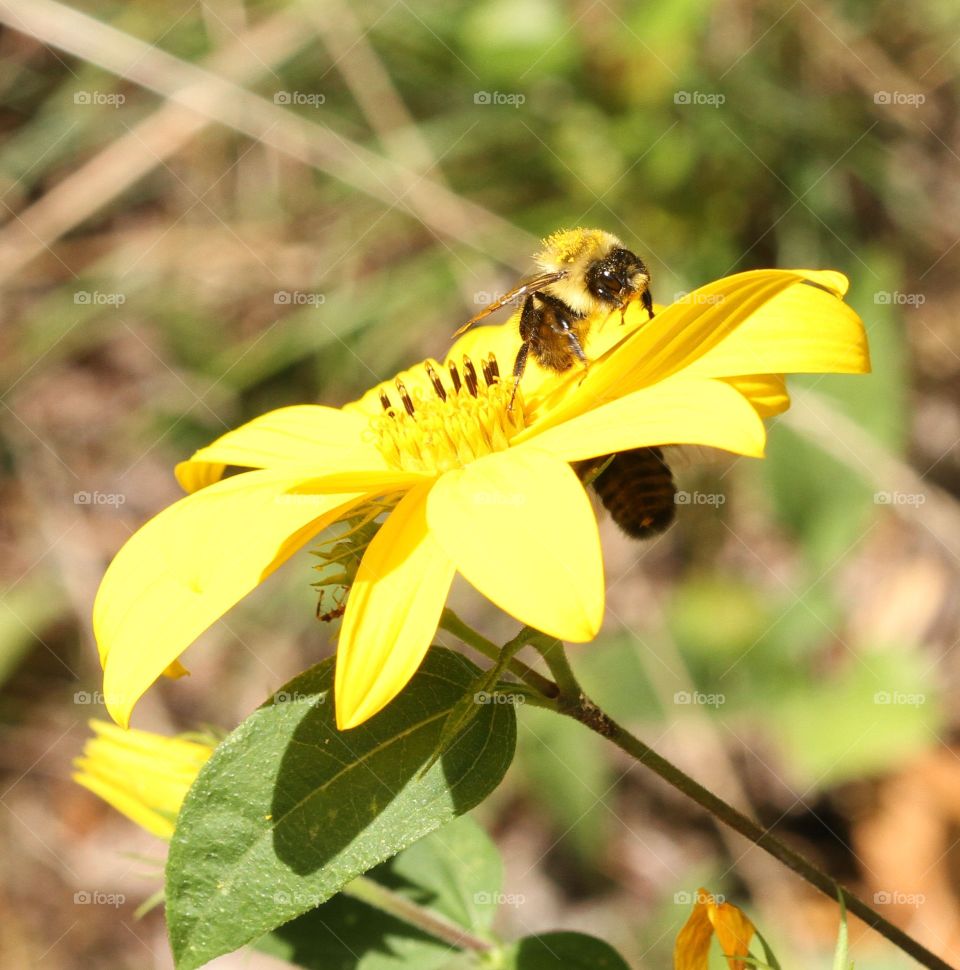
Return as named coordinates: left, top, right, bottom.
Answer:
left=453, top=271, right=566, bottom=338
left=662, top=444, right=730, bottom=470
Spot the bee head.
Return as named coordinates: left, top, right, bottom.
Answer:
left=584, top=248, right=650, bottom=308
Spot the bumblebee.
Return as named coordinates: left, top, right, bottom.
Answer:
left=455, top=228, right=654, bottom=405
left=580, top=448, right=676, bottom=540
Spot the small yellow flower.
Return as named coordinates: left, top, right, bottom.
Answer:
left=674, top=888, right=756, bottom=970
left=72, top=720, right=214, bottom=838
left=94, top=268, right=868, bottom=731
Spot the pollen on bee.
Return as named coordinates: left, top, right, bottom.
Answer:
left=370, top=355, right=523, bottom=475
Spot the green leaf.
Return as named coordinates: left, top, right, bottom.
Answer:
left=500, top=932, right=632, bottom=969
left=257, top=816, right=502, bottom=970
left=166, top=648, right=516, bottom=970
left=752, top=930, right=783, bottom=970
left=381, top=814, right=503, bottom=933
left=256, top=891, right=457, bottom=970
left=832, top=892, right=850, bottom=970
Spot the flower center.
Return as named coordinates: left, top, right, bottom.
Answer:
left=371, top=354, right=524, bottom=474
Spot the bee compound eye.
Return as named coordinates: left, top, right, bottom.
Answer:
left=603, top=273, right=624, bottom=293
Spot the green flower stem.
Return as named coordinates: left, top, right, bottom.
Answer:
left=521, top=629, right=580, bottom=699
left=342, top=876, right=492, bottom=953
left=574, top=704, right=951, bottom=970
left=503, top=628, right=950, bottom=970
left=440, top=610, right=557, bottom=698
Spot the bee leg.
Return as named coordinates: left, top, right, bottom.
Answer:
left=561, top=329, right=591, bottom=385
left=564, top=329, right=589, bottom=365
left=508, top=341, right=529, bottom=411
left=642, top=288, right=654, bottom=319
left=508, top=294, right=538, bottom=411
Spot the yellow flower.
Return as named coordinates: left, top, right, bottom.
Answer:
left=72, top=720, right=214, bottom=839
left=94, top=269, right=868, bottom=731
left=674, top=888, right=756, bottom=970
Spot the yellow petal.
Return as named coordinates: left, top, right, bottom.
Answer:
left=178, top=460, right=227, bottom=493
left=682, top=277, right=869, bottom=380
left=723, top=374, right=790, bottom=418
left=427, top=448, right=604, bottom=642
left=175, top=405, right=389, bottom=493
left=533, top=270, right=867, bottom=434
left=96, top=469, right=381, bottom=727
left=335, top=483, right=456, bottom=730
left=163, top=659, right=191, bottom=679
left=73, top=768, right=178, bottom=839
left=708, top=899, right=756, bottom=970
left=674, top=895, right=715, bottom=970
left=72, top=720, right=213, bottom=839
left=518, top=377, right=767, bottom=461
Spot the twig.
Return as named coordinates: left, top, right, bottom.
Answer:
left=342, top=876, right=492, bottom=953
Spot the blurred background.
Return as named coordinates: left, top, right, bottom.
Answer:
left=1, top=0, right=958, bottom=966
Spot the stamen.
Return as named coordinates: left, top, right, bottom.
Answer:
left=371, top=356, right=525, bottom=476
left=481, top=357, right=495, bottom=387
left=463, top=356, right=479, bottom=397
left=396, top=380, right=416, bottom=417
left=425, top=361, right=447, bottom=401
left=448, top=361, right=462, bottom=394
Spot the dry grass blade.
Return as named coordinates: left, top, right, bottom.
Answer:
left=0, top=0, right=532, bottom=284
left=0, top=7, right=313, bottom=283
left=785, top=387, right=960, bottom=562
